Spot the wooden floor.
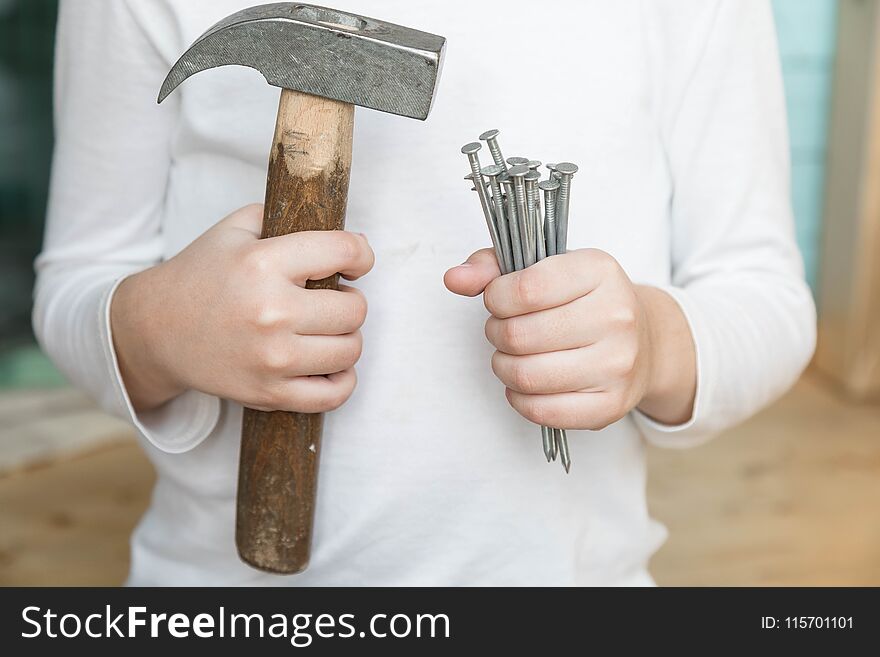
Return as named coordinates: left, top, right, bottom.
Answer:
left=1, top=370, right=879, bottom=586
left=648, top=371, right=880, bottom=586
left=0, top=444, right=153, bottom=586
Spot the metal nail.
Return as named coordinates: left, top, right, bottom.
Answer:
left=499, top=173, right=525, bottom=272
left=464, top=172, right=492, bottom=192
left=554, top=162, right=578, bottom=254
left=482, top=164, right=514, bottom=274
left=538, top=178, right=560, bottom=257
left=541, top=425, right=553, bottom=462
left=480, top=129, right=507, bottom=173
left=508, top=165, right=534, bottom=268
left=558, top=429, right=571, bottom=473
left=525, top=170, right=544, bottom=261
left=462, top=142, right=504, bottom=266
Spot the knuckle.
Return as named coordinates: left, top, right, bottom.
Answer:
left=315, top=395, right=341, bottom=413
left=490, top=351, right=504, bottom=380
left=484, top=318, right=496, bottom=345
left=325, top=376, right=356, bottom=411
left=521, top=397, right=548, bottom=425
left=580, top=404, right=617, bottom=431
left=362, top=241, right=376, bottom=271
left=340, top=334, right=363, bottom=368
left=350, top=292, right=368, bottom=326
left=612, top=304, right=637, bottom=330
left=501, top=319, right=527, bottom=354
left=514, top=271, right=543, bottom=307
left=256, top=343, right=289, bottom=374
left=336, top=299, right=361, bottom=331
left=335, top=231, right=361, bottom=263
left=610, top=345, right=638, bottom=378
left=252, top=300, right=284, bottom=331
left=252, top=384, right=286, bottom=411
left=242, top=244, right=274, bottom=278
left=482, top=282, right=501, bottom=316
left=588, top=417, right=613, bottom=432
left=606, top=392, right=630, bottom=423
left=511, top=360, right=537, bottom=394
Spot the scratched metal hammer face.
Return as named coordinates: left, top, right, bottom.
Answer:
left=159, top=3, right=446, bottom=575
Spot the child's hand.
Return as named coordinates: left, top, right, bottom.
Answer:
left=111, top=204, right=374, bottom=413
left=445, top=248, right=696, bottom=429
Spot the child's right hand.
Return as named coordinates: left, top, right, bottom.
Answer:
left=110, top=203, right=374, bottom=413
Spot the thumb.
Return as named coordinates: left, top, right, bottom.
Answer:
left=444, top=248, right=502, bottom=297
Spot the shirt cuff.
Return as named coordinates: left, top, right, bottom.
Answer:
left=631, top=284, right=718, bottom=449
left=101, top=275, right=220, bottom=453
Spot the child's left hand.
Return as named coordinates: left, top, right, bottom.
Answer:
left=445, top=248, right=696, bottom=429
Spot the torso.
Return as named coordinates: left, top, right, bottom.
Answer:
left=129, top=0, right=671, bottom=586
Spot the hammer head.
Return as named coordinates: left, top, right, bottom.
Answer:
left=158, top=3, right=446, bottom=120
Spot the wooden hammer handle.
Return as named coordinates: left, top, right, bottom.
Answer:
left=236, top=88, right=354, bottom=574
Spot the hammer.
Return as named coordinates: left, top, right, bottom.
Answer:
left=158, top=3, right=445, bottom=574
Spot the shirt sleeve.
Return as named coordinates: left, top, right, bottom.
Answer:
left=32, top=0, right=219, bottom=453
left=631, top=0, right=817, bottom=448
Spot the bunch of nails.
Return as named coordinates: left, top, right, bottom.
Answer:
left=461, top=129, right=578, bottom=473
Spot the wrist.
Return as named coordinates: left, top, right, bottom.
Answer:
left=634, top=285, right=696, bottom=425
left=110, top=263, right=186, bottom=411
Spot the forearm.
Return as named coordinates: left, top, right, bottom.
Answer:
left=110, top=265, right=186, bottom=412
left=634, top=285, right=696, bottom=426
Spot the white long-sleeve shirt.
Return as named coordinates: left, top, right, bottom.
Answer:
left=34, top=0, right=816, bottom=586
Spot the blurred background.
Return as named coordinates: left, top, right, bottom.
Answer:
left=1, top=0, right=879, bottom=585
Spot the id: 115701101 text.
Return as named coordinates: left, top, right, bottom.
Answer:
left=761, top=616, right=853, bottom=630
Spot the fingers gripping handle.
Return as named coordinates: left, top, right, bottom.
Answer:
left=236, top=89, right=354, bottom=573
